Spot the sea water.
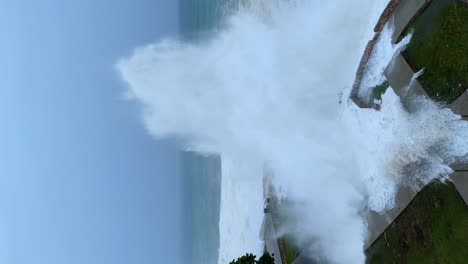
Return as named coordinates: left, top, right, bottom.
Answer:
left=179, top=0, right=235, bottom=42
left=182, top=152, right=221, bottom=264
left=179, top=1, right=230, bottom=264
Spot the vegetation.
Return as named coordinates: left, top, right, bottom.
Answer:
left=403, top=0, right=468, bottom=103
left=229, top=252, right=275, bottom=264
left=281, top=235, right=301, bottom=264
left=373, top=81, right=390, bottom=100
left=366, top=181, right=468, bottom=264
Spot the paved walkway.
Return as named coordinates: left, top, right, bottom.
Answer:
left=384, top=54, right=428, bottom=110
left=451, top=172, right=468, bottom=205
left=260, top=213, right=282, bottom=264
left=450, top=91, right=468, bottom=116
left=449, top=91, right=468, bottom=204
left=365, top=182, right=427, bottom=248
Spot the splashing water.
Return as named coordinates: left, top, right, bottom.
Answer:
left=402, top=68, right=425, bottom=98
left=358, top=23, right=412, bottom=100
left=116, top=1, right=468, bottom=263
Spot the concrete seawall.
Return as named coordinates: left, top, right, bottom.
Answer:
left=350, top=34, right=380, bottom=107
left=349, top=0, right=396, bottom=107
left=349, top=0, right=400, bottom=107
left=350, top=0, right=429, bottom=108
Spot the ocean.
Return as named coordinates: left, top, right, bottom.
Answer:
left=179, top=0, right=235, bottom=42
left=179, top=1, right=229, bottom=264
left=182, top=152, right=221, bottom=264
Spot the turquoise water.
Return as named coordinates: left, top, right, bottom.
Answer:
left=179, top=2, right=231, bottom=263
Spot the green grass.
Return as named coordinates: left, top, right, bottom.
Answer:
left=373, top=81, right=390, bottom=100
left=281, top=235, right=301, bottom=264
left=366, top=181, right=468, bottom=264
left=403, top=0, right=468, bottom=103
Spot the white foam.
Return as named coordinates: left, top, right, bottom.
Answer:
left=344, top=89, right=468, bottom=212
left=359, top=23, right=412, bottom=100
left=116, top=0, right=468, bottom=263
left=218, top=155, right=264, bottom=264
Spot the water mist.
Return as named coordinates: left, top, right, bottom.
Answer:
left=117, top=1, right=468, bottom=263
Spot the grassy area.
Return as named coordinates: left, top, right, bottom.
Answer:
left=281, top=235, right=301, bottom=264
left=373, top=81, right=390, bottom=100
left=403, top=0, right=468, bottom=103
left=366, top=181, right=468, bottom=264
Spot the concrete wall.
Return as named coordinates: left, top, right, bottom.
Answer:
left=350, top=34, right=380, bottom=108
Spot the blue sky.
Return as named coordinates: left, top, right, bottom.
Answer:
left=0, top=1, right=183, bottom=263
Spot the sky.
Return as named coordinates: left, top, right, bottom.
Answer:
left=0, top=1, right=183, bottom=263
